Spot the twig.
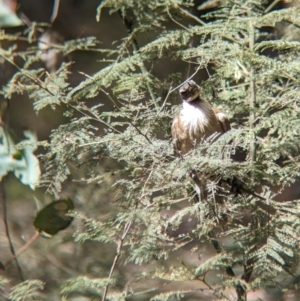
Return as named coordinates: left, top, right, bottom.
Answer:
left=208, top=231, right=246, bottom=300
left=229, top=19, right=258, bottom=301
left=144, top=85, right=173, bottom=135
left=131, top=123, right=153, bottom=144
left=202, top=272, right=214, bottom=291
left=167, top=6, right=190, bottom=31
left=189, top=170, right=206, bottom=202
left=186, top=38, right=195, bottom=78
left=118, top=12, right=158, bottom=108
left=50, top=0, right=60, bottom=23
left=0, top=63, right=24, bottom=279
left=4, top=232, right=40, bottom=267
left=179, top=4, right=243, bottom=46
left=78, top=71, right=120, bottom=109
left=79, top=71, right=153, bottom=144
left=46, top=254, right=77, bottom=275
left=220, top=178, right=266, bottom=202
left=264, top=0, right=281, bottom=14
left=170, top=65, right=202, bottom=93
left=188, top=171, right=253, bottom=300
left=67, top=101, right=122, bottom=134
left=249, top=21, right=257, bottom=180
left=102, top=221, right=132, bottom=301
left=178, top=6, right=206, bottom=26
left=157, top=86, right=172, bottom=116
left=1, top=180, right=24, bottom=280
left=0, top=54, right=122, bottom=134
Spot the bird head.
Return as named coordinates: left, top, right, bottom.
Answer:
left=179, top=80, right=201, bottom=102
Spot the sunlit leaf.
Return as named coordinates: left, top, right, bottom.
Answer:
left=0, top=1, right=22, bottom=27
left=0, top=127, right=41, bottom=189
left=14, top=130, right=41, bottom=189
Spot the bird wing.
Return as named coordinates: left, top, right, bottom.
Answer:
left=171, top=114, right=182, bottom=151
left=212, top=108, right=231, bottom=133
left=171, top=114, right=192, bottom=154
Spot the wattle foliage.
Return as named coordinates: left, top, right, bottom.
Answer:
left=2, top=0, right=300, bottom=300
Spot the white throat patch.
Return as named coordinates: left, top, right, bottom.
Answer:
left=181, top=101, right=210, bottom=134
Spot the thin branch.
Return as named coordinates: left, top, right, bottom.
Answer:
left=102, top=222, right=132, bottom=301
left=0, top=62, right=24, bottom=279
left=186, top=39, right=194, bottom=78
left=118, top=12, right=158, bottom=108
left=178, top=6, right=206, bottom=26
left=4, top=232, right=40, bottom=267
left=178, top=4, right=243, bottom=46
left=78, top=71, right=120, bottom=108
left=46, top=254, right=76, bottom=275
left=188, top=170, right=255, bottom=301
left=130, top=123, right=153, bottom=144
left=1, top=180, right=24, bottom=280
left=50, top=0, right=60, bottom=23
left=249, top=21, right=257, bottom=175
left=170, top=65, right=202, bottom=93
left=66, top=101, right=122, bottom=134
left=167, top=6, right=190, bottom=31
left=264, top=0, right=281, bottom=14
left=0, top=53, right=122, bottom=134
left=79, top=71, right=153, bottom=144
left=228, top=19, right=258, bottom=301
left=201, top=272, right=214, bottom=291
left=208, top=231, right=246, bottom=300
left=189, top=170, right=206, bottom=202
left=144, top=85, right=173, bottom=135
left=182, top=261, right=220, bottom=295
left=157, top=86, right=172, bottom=116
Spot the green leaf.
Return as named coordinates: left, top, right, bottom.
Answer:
left=33, top=199, right=74, bottom=236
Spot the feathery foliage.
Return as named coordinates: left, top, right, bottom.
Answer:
left=3, top=0, right=300, bottom=300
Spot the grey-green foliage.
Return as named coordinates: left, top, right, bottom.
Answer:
left=4, top=0, right=300, bottom=300
left=0, top=278, right=45, bottom=301
left=61, top=276, right=115, bottom=296
left=9, top=280, right=44, bottom=301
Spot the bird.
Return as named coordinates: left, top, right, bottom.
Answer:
left=171, top=80, right=231, bottom=155
left=171, top=80, right=233, bottom=219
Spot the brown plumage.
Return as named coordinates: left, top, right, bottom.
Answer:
left=172, top=80, right=230, bottom=155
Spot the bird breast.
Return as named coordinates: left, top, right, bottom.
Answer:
left=172, top=98, right=224, bottom=155
left=180, top=100, right=217, bottom=138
